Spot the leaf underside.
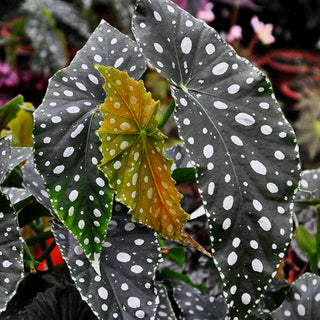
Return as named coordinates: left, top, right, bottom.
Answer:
left=96, top=66, right=210, bottom=256
left=33, top=20, right=146, bottom=264
left=53, top=202, right=160, bottom=320
left=133, top=0, right=300, bottom=318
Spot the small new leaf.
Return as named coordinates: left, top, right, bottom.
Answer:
left=96, top=66, right=210, bottom=257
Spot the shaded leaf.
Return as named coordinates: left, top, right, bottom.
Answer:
left=295, top=169, right=320, bottom=203
left=295, top=225, right=317, bottom=255
left=133, top=0, right=300, bottom=317
left=53, top=202, right=161, bottom=320
left=33, top=20, right=146, bottom=265
left=96, top=66, right=210, bottom=257
left=155, top=282, right=177, bottom=320
left=0, top=193, right=24, bottom=313
left=25, top=284, right=97, bottom=320
left=0, top=95, right=23, bottom=132
left=23, top=0, right=68, bottom=74
left=170, top=278, right=227, bottom=320
left=38, top=0, right=91, bottom=39
left=269, top=273, right=320, bottom=319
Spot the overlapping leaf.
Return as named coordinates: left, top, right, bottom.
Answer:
left=0, top=193, right=24, bottom=313
left=96, top=66, right=210, bottom=256
left=33, top=20, right=146, bottom=266
left=133, top=0, right=300, bottom=318
left=0, top=137, right=11, bottom=184
left=269, top=273, right=320, bottom=319
left=53, top=203, right=161, bottom=320
left=155, top=282, right=177, bottom=320
left=170, top=278, right=227, bottom=320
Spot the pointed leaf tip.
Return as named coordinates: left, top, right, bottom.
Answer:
left=96, top=66, right=210, bottom=256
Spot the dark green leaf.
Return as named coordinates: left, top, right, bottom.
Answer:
left=170, top=278, right=227, bottom=320
left=0, top=95, right=23, bottom=132
left=164, top=247, right=186, bottom=267
left=269, top=273, right=320, bottom=319
left=158, top=100, right=175, bottom=130
left=33, top=20, right=146, bottom=265
left=172, top=167, right=196, bottom=185
left=53, top=202, right=160, bottom=320
left=0, top=193, right=24, bottom=313
left=133, top=0, right=300, bottom=317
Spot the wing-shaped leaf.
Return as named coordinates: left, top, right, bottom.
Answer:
left=0, top=193, right=24, bottom=313
left=133, top=0, right=300, bottom=317
left=269, top=273, right=320, bottom=319
left=0, top=137, right=11, bottom=184
left=96, top=66, right=210, bottom=257
left=33, top=20, right=146, bottom=266
left=53, top=202, right=161, bottom=320
left=170, top=278, right=227, bottom=320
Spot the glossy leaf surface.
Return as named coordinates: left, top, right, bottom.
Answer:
left=53, top=203, right=160, bottom=320
left=97, top=66, right=209, bottom=256
left=0, top=193, right=24, bottom=313
left=269, top=273, right=320, bottom=319
left=33, top=20, right=146, bottom=265
left=133, top=0, right=300, bottom=318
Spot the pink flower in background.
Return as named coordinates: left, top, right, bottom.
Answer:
left=173, top=0, right=215, bottom=23
left=227, top=25, right=243, bottom=43
left=197, top=2, right=215, bottom=22
left=251, top=16, right=275, bottom=45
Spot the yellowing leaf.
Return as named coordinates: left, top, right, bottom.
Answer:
left=96, top=66, right=210, bottom=257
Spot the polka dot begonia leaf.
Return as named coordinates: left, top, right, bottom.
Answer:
left=0, top=136, right=11, bottom=184
left=8, top=147, right=32, bottom=171
left=52, top=202, right=161, bottom=320
left=96, top=66, right=210, bottom=257
left=170, top=278, right=227, bottom=320
left=1, top=187, right=32, bottom=206
left=132, top=0, right=301, bottom=318
left=269, top=273, right=320, bottom=319
left=154, top=282, right=177, bottom=320
left=33, top=20, right=146, bottom=267
left=0, top=193, right=24, bottom=313
left=295, top=169, right=320, bottom=203
left=21, top=155, right=55, bottom=217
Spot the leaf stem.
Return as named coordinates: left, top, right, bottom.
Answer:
left=36, top=239, right=57, bottom=264
left=25, top=230, right=53, bottom=246
left=158, top=100, right=175, bottom=129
